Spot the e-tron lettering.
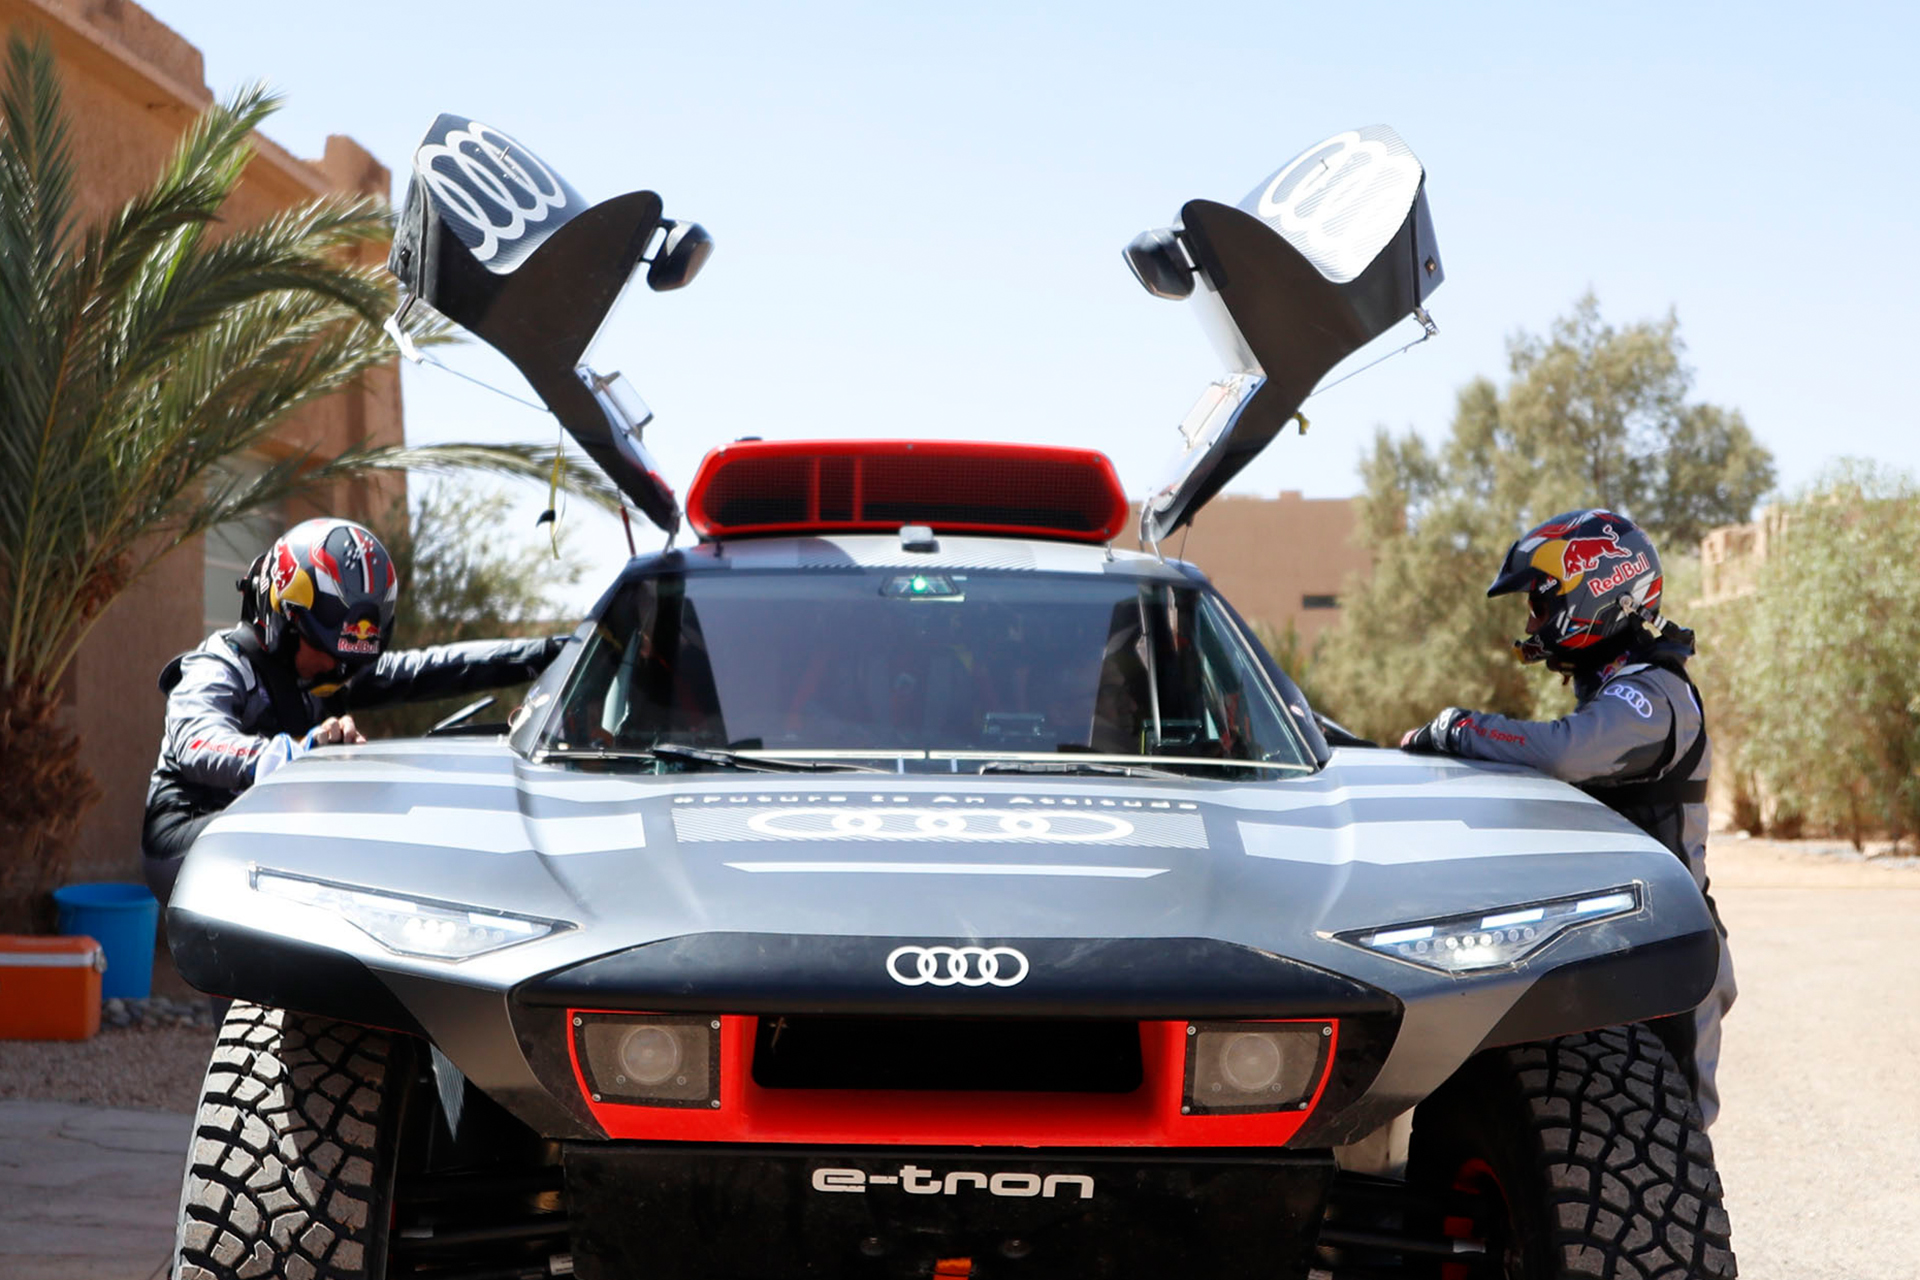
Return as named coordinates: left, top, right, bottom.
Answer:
left=809, top=1166, right=1094, bottom=1199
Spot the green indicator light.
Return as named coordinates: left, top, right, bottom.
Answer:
left=911, top=577, right=928, bottom=592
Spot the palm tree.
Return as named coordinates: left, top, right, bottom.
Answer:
left=0, top=34, right=612, bottom=926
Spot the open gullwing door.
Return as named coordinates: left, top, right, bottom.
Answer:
left=386, top=114, right=713, bottom=534
left=1127, top=125, right=1443, bottom=545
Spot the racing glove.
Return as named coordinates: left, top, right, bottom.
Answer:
left=1400, top=707, right=1469, bottom=755
left=250, top=724, right=330, bottom=784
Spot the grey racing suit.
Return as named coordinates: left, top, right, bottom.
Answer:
left=1408, top=638, right=1736, bottom=1127
left=143, top=628, right=561, bottom=902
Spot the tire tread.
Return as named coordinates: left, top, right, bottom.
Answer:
left=1515, top=1025, right=1736, bottom=1279
left=172, top=1003, right=395, bottom=1280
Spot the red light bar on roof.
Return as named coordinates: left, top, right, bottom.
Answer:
left=685, top=440, right=1129, bottom=543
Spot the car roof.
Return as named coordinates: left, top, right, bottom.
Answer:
left=612, top=534, right=1203, bottom=585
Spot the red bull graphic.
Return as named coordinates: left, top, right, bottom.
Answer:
left=337, top=617, right=383, bottom=656
left=1586, top=552, right=1650, bottom=598
left=345, top=526, right=388, bottom=593
left=1559, top=525, right=1629, bottom=577
left=309, top=541, right=343, bottom=594
left=267, top=540, right=314, bottom=612
left=1528, top=516, right=1582, bottom=541
left=270, top=542, right=298, bottom=595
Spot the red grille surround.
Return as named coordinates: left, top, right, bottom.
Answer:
left=685, top=439, right=1129, bottom=543
left=567, top=1014, right=1340, bottom=1148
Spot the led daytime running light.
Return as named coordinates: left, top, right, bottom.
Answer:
left=1340, top=886, right=1640, bottom=973
left=252, top=869, right=566, bottom=960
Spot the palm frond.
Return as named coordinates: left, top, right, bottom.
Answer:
left=0, top=34, right=72, bottom=283
left=1, top=38, right=637, bottom=701
left=307, top=442, right=628, bottom=513
left=81, top=81, right=280, bottom=310
left=0, top=36, right=660, bottom=914
left=37, top=437, right=625, bottom=689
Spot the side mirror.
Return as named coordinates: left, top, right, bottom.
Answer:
left=648, top=221, right=714, bottom=292
left=1122, top=227, right=1194, bottom=300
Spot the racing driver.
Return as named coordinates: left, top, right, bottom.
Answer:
left=1398, top=509, right=1737, bottom=1127
left=142, top=517, right=567, bottom=904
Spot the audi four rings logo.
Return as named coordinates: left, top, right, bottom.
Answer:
left=887, top=945, right=1030, bottom=987
left=746, top=809, right=1135, bottom=841
left=417, top=120, right=569, bottom=264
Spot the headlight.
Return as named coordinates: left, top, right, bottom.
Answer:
left=574, top=1012, right=720, bottom=1108
left=252, top=870, right=567, bottom=960
left=1336, top=885, right=1641, bottom=973
left=1182, top=1021, right=1332, bottom=1115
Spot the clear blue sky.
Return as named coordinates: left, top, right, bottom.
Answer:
left=147, top=0, right=1920, bottom=592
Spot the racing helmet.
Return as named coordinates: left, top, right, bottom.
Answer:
left=1487, top=509, right=1661, bottom=666
left=247, top=518, right=399, bottom=670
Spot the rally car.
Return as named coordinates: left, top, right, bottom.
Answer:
left=164, top=120, right=1735, bottom=1280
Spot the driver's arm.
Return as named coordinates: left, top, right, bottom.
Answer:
left=339, top=635, right=566, bottom=710
left=161, top=652, right=271, bottom=791
left=1405, top=679, right=1674, bottom=784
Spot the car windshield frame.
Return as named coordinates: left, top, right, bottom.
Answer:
left=527, top=564, right=1317, bottom=778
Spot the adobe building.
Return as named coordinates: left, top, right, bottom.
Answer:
left=1698, top=507, right=1784, bottom=607
left=1127, top=492, right=1371, bottom=647
left=2, top=0, right=404, bottom=883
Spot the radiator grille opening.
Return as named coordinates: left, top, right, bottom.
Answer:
left=751, top=1017, right=1144, bottom=1093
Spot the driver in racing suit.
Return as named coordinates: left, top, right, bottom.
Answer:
left=1399, top=509, right=1736, bottom=1127
left=143, top=518, right=567, bottom=904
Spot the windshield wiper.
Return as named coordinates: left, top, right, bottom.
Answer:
left=650, top=744, right=887, bottom=773
left=539, top=744, right=883, bottom=773
left=978, top=759, right=1188, bottom=780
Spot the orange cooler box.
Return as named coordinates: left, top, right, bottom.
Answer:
left=0, top=934, right=106, bottom=1040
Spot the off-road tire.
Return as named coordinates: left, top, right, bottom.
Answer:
left=172, top=1002, right=412, bottom=1280
left=1411, top=1023, right=1736, bottom=1279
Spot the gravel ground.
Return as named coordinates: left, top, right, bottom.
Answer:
left=0, top=946, right=217, bottom=1112
left=0, top=1023, right=213, bottom=1112
left=1704, top=836, right=1920, bottom=1280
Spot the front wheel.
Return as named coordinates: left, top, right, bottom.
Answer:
left=171, top=1003, right=410, bottom=1280
left=1409, top=1023, right=1736, bottom=1279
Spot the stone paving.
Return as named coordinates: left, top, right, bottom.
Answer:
left=0, top=1101, right=186, bottom=1280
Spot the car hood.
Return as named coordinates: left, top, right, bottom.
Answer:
left=170, top=738, right=1717, bottom=1141
left=175, top=738, right=1701, bottom=971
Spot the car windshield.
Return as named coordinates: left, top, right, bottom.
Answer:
left=536, top=568, right=1314, bottom=776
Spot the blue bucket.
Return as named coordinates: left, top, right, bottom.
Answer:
left=52, top=882, right=158, bottom=1000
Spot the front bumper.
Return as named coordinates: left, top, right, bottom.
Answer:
left=564, top=1143, right=1336, bottom=1280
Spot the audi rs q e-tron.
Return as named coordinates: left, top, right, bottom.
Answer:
left=163, top=119, right=1735, bottom=1280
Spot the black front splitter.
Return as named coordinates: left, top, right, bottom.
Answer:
left=564, top=1143, right=1335, bottom=1280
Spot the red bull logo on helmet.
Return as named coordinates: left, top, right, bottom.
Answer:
left=1526, top=521, right=1631, bottom=592
left=337, top=617, right=382, bottom=656
left=1559, top=525, right=1629, bottom=577
left=267, top=540, right=314, bottom=612
left=1586, top=552, right=1650, bottom=598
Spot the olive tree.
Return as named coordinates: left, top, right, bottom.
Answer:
left=353, top=481, right=587, bottom=739
left=1720, top=464, right=1920, bottom=847
left=1310, top=296, right=1773, bottom=743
